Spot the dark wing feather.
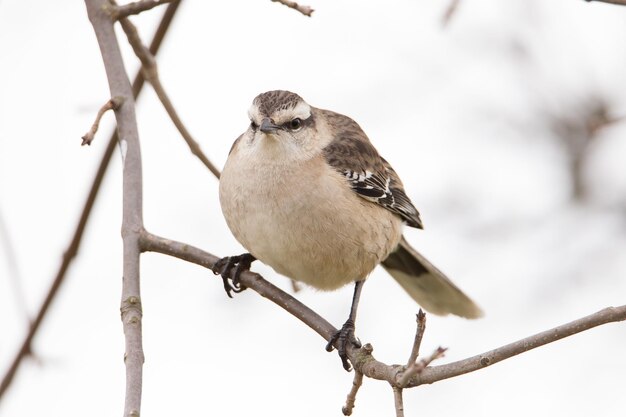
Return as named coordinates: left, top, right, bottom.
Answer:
left=320, top=109, right=423, bottom=229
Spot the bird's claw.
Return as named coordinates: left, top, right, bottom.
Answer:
left=326, top=318, right=361, bottom=371
left=212, top=253, right=256, bottom=298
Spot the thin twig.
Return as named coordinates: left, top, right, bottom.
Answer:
left=271, top=0, right=314, bottom=16
left=139, top=230, right=626, bottom=390
left=392, top=386, right=404, bottom=417
left=410, top=307, right=626, bottom=386
left=397, top=347, right=447, bottom=387
left=342, top=369, right=363, bottom=416
left=406, top=309, right=426, bottom=366
left=0, top=123, right=118, bottom=400
left=111, top=0, right=175, bottom=19
left=115, top=9, right=221, bottom=179
left=81, top=97, right=121, bottom=145
left=0, top=205, right=28, bottom=326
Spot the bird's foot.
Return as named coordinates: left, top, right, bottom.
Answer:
left=326, top=318, right=362, bottom=371
left=212, top=253, right=256, bottom=298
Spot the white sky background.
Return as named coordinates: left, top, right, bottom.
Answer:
left=1, top=0, right=626, bottom=416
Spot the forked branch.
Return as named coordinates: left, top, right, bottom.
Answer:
left=112, top=3, right=221, bottom=178
left=139, top=230, right=626, bottom=398
left=109, top=0, right=176, bottom=20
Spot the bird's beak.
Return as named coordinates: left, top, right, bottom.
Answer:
left=260, top=118, right=279, bottom=133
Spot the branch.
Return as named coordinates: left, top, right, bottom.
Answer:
left=81, top=97, right=121, bottom=145
left=139, top=230, right=626, bottom=390
left=392, top=386, right=404, bottom=417
left=0, top=2, right=181, bottom=402
left=0, top=204, right=28, bottom=326
left=114, top=6, right=221, bottom=179
left=441, top=0, right=461, bottom=27
left=342, top=369, right=363, bottom=416
left=271, top=0, right=314, bottom=16
left=406, top=309, right=426, bottom=366
left=410, top=306, right=626, bottom=386
left=584, top=0, right=626, bottom=5
left=139, top=230, right=336, bottom=340
left=85, top=1, right=146, bottom=415
left=110, top=0, right=175, bottom=19
left=398, top=346, right=447, bottom=388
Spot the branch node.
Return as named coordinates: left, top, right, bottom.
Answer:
left=397, top=346, right=447, bottom=388
left=109, top=0, right=175, bottom=21
left=121, top=295, right=143, bottom=317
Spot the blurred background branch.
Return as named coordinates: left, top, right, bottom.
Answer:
left=545, top=95, right=624, bottom=201
left=271, top=0, right=314, bottom=16
left=585, top=0, right=626, bottom=5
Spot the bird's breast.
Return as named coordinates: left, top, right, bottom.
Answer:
left=219, top=149, right=402, bottom=290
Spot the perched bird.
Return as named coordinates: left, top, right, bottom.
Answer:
left=217, top=90, right=482, bottom=370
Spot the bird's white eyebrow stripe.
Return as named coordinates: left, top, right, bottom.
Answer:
left=271, top=101, right=311, bottom=125
left=248, top=104, right=262, bottom=122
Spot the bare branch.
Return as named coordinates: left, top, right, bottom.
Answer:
left=584, top=0, right=626, bottom=5
left=0, top=125, right=118, bottom=401
left=0, top=0, right=181, bottom=403
left=139, top=230, right=336, bottom=340
left=342, top=369, right=363, bottom=416
left=115, top=9, right=221, bottom=179
left=441, top=0, right=461, bottom=27
left=271, top=0, right=314, bottom=17
left=0, top=205, right=28, bottom=326
left=111, top=0, right=175, bottom=19
left=81, top=97, right=121, bottom=146
left=139, top=230, right=626, bottom=392
left=411, top=306, right=626, bottom=386
left=406, top=309, right=426, bottom=366
left=392, top=386, right=404, bottom=417
left=545, top=96, right=624, bottom=201
left=85, top=0, right=147, bottom=415
left=398, top=346, right=447, bottom=387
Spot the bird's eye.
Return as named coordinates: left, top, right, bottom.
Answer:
left=250, top=120, right=258, bottom=130
left=288, top=118, right=302, bottom=131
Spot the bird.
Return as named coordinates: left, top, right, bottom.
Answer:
left=216, top=90, right=482, bottom=370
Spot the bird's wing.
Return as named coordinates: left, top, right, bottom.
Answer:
left=382, top=236, right=484, bottom=318
left=320, top=110, right=423, bottom=229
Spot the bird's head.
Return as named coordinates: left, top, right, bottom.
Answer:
left=245, top=90, right=322, bottom=160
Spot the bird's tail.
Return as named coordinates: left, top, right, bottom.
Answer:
left=381, top=236, right=483, bottom=319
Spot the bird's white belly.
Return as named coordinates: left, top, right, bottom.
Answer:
left=219, top=154, right=402, bottom=290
